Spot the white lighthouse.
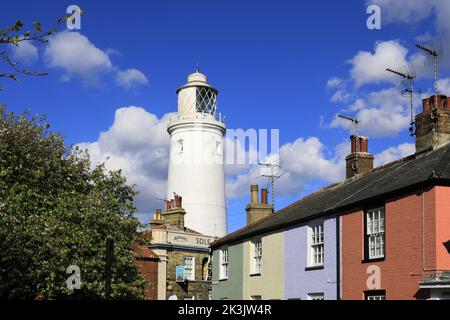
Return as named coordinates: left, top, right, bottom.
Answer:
left=166, top=69, right=227, bottom=237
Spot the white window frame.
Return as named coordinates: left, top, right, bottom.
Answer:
left=184, top=256, right=195, bottom=281
left=307, top=293, right=324, bottom=300
left=366, top=207, right=385, bottom=260
left=251, top=238, right=262, bottom=275
left=366, top=292, right=386, bottom=300
left=308, top=222, right=324, bottom=267
left=219, top=247, right=228, bottom=280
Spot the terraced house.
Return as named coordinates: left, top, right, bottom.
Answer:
left=211, top=186, right=284, bottom=300
left=210, top=94, right=450, bottom=300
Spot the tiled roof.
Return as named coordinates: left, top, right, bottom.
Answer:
left=211, top=143, right=450, bottom=248
left=132, top=242, right=159, bottom=259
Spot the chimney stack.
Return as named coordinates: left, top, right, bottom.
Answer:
left=150, top=209, right=164, bottom=228
left=162, top=194, right=186, bottom=230
left=345, top=135, right=374, bottom=179
left=246, top=185, right=273, bottom=225
left=415, top=94, right=450, bottom=154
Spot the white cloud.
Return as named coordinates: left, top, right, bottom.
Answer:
left=366, top=0, right=434, bottom=24
left=326, top=77, right=344, bottom=88
left=11, top=41, right=38, bottom=64
left=366, top=0, right=450, bottom=70
left=76, top=107, right=171, bottom=220
left=44, top=31, right=148, bottom=88
left=374, top=143, right=415, bottom=167
left=226, top=137, right=346, bottom=199
left=349, top=40, right=409, bottom=87
left=330, top=89, right=352, bottom=103
left=45, top=31, right=112, bottom=83
left=438, top=77, right=450, bottom=94
left=116, top=68, right=149, bottom=89
left=331, top=87, right=412, bottom=138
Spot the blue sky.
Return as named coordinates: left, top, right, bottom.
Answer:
left=1, top=0, right=450, bottom=232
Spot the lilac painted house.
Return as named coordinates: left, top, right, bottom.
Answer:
left=284, top=216, right=338, bottom=300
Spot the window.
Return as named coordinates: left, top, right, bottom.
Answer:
left=309, top=223, right=324, bottom=267
left=251, top=239, right=262, bottom=275
left=196, top=87, right=217, bottom=115
left=184, top=256, right=195, bottom=281
left=365, top=290, right=386, bottom=300
left=177, top=139, right=184, bottom=153
left=366, top=207, right=385, bottom=260
left=307, top=293, right=324, bottom=300
left=219, top=248, right=228, bottom=280
left=216, top=141, right=222, bottom=156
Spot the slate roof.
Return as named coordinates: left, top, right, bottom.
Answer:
left=211, top=143, right=450, bottom=248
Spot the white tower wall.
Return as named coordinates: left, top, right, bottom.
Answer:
left=166, top=71, right=227, bottom=237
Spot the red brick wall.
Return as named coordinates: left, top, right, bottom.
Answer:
left=135, top=259, right=158, bottom=300
left=341, top=187, right=437, bottom=300
left=435, top=186, right=450, bottom=270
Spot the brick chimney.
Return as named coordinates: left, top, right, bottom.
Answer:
left=246, top=185, right=273, bottom=225
left=415, top=95, right=450, bottom=154
left=162, top=194, right=186, bottom=230
left=345, top=135, right=374, bottom=179
left=150, top=209, right=164, bottom=228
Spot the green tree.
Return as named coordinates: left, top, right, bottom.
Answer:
left=0, top=107, right=147, bottom=299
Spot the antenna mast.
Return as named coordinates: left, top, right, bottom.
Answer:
left=337, top=114, right=360, bottom=151
left=258, top=161, right=287, bottom=210
left=416, top=39, right=443, bottom=118
left=386, top=64, right=418, bottom=136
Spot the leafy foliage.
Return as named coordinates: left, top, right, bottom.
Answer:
left=0, top=107, right=147, bottom=299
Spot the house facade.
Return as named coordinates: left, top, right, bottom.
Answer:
left=211, top=186, right=285, bottom=300
left=145, top=195, right=217, bottom=300
left=284, top=216, right=338, bottom=300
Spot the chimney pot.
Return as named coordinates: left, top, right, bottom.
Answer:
left=250, top=184, right=259, bottom=204
left=261, top=188, right=268, bottom=204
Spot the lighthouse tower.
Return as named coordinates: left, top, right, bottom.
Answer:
left=166, top=70, right=227, bottom=237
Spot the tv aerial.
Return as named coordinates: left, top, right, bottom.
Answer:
left=337, top=114, right=361, bottom=153
left=416, top=38, right=444, bottom=118
left=386, top=63, right=420, bottom=136
left=257, top=160, right=287, bottom=210
left=337, top=114, right=360, bottom=135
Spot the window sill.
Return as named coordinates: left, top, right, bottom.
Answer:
left=362, top=257, right=385, bottom=263
left=249, top=273, right=261, bottom=277
left=218, top=278, right=228, bottom=282
left=305, top=265, right=324, bottom=271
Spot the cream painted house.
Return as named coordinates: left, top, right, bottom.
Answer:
left=242, top=231, right=285, bottom=300
left=211, top=185, right=284, bottom=300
